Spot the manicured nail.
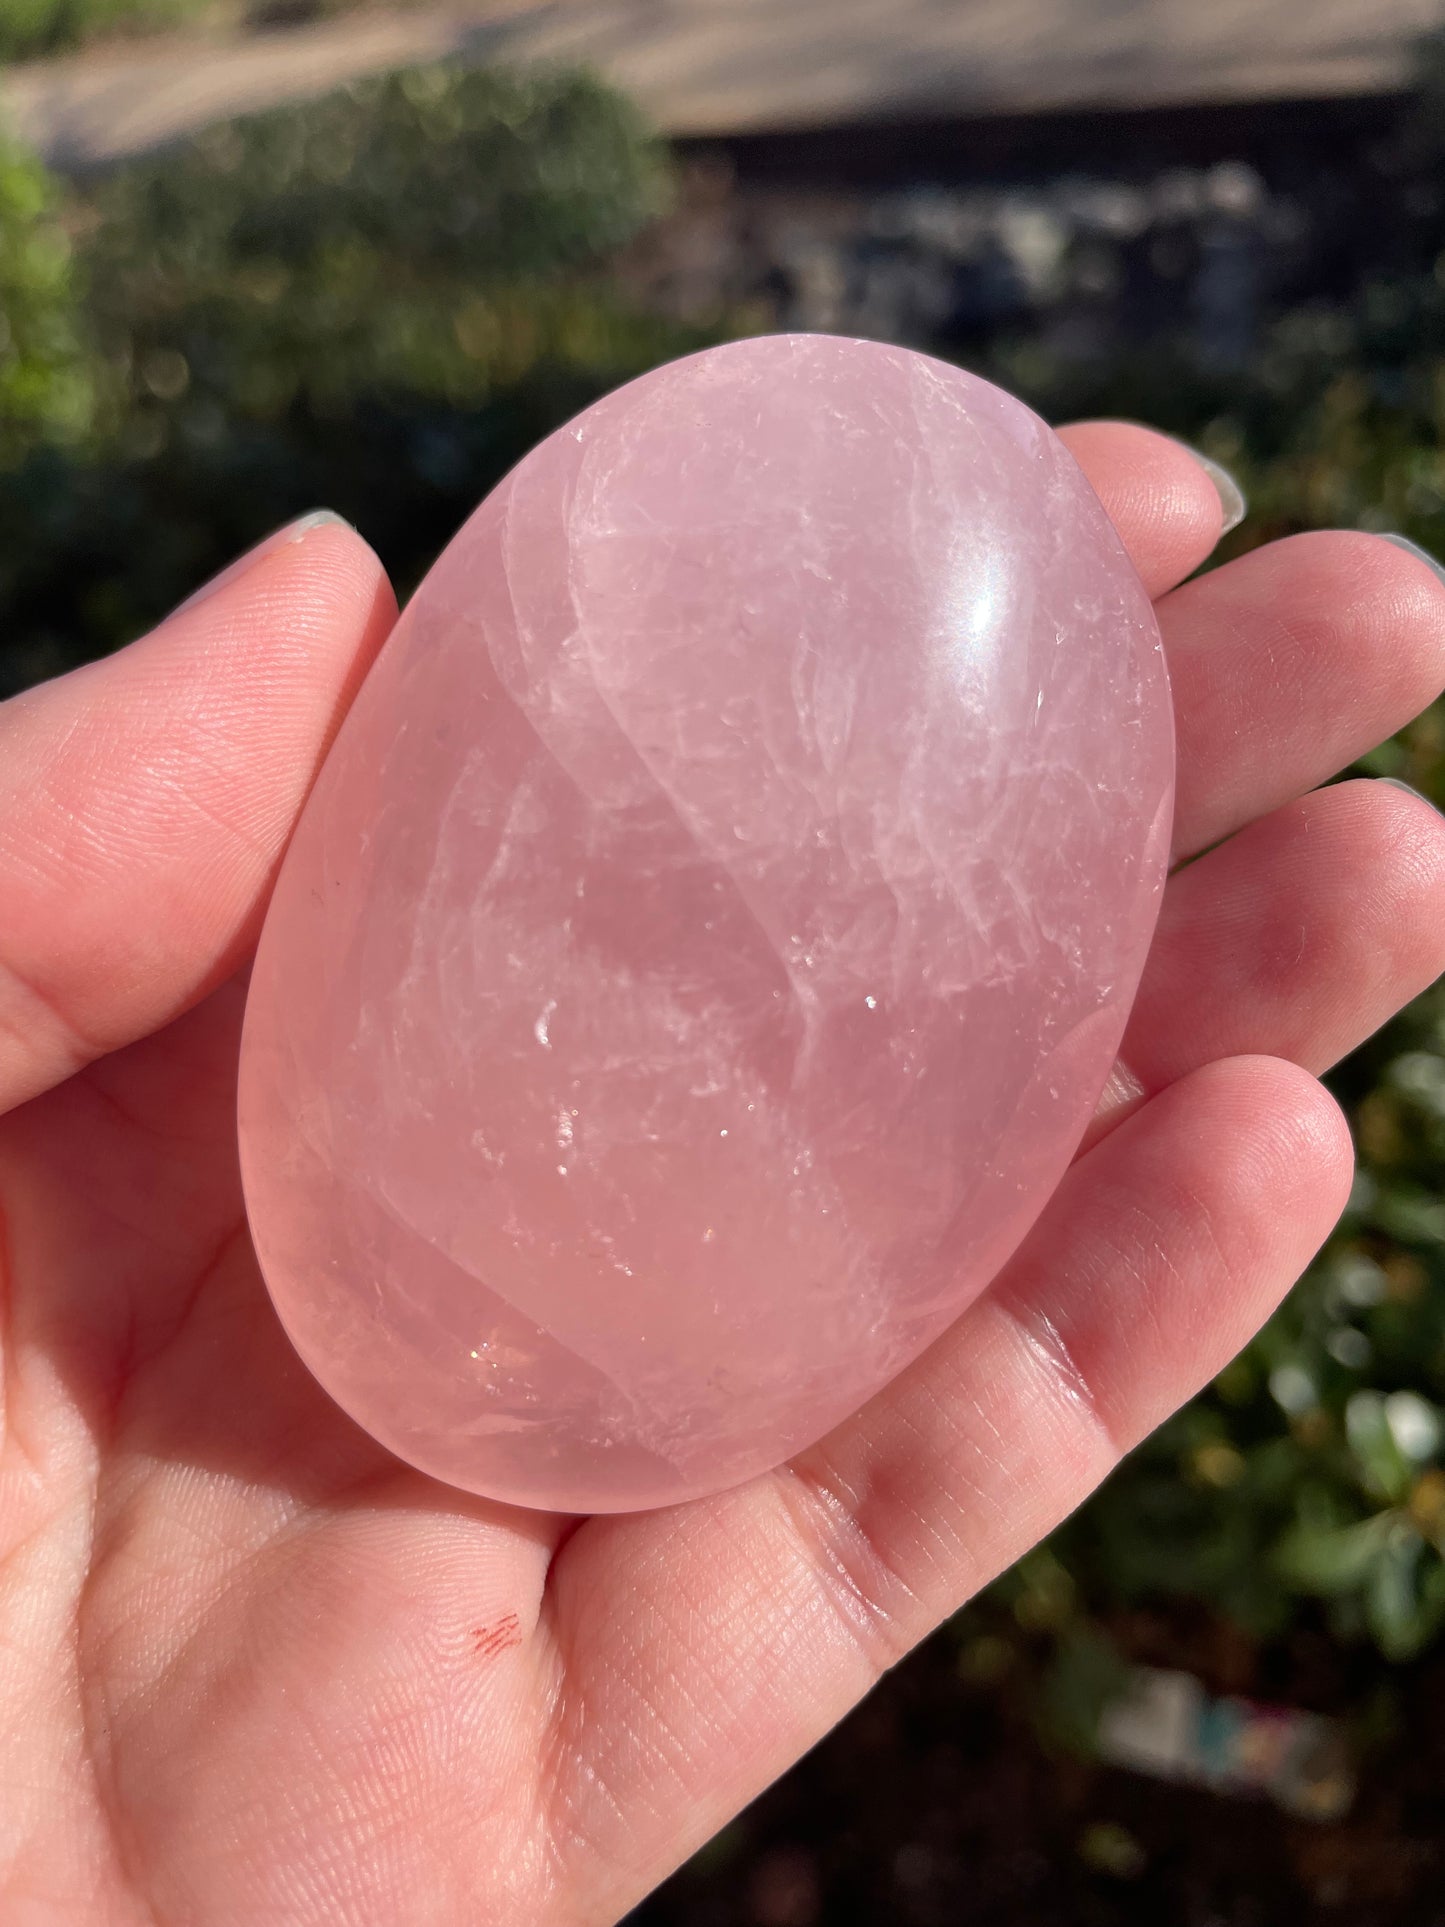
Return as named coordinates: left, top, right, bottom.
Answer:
left=1377, top=777, right=1444, bottom=817
left=173, top=509, right=353, bottom=617
left=1379, top=533, right=1445, bottom=587
left=1187, top=450, right=1246, bottom=535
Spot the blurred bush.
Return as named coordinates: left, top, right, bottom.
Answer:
left=0, top=122, right=95, bottom=463
left=1026, top=980, right=1445, bottom=1665
left=0, top=62, right=716, bottom=690
left=80, top=57, right=683, bottom=450
left=0, top=0, right=213, bottom=61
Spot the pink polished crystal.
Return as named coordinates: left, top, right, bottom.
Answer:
left=238, top=334, right=1173, bottom=1513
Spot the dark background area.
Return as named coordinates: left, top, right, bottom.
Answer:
left=5, top=10, right=1445, bottom=1918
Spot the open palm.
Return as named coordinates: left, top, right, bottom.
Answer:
left=3, top=426, right=1445, bottom=1925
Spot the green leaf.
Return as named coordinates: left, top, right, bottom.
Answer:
left=1368, top=1187, right=1445, bottom=1247
left=1345, top=1391, right=1416, bottom=1505
left=1276, top=1513, right=1395, bottom=1595
left=1365, top=1527, right=1430, bottom=1661
left=0, top=123, right=97, bottom=465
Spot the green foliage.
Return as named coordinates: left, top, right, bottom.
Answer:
left=0, top=0, right=214, bottom=61
left=83, top=58, right=675, bottom=417
left=1038, top=974, right=1445, bottom=1665
left=0, top=0, right=411, bottom=62
left=0, top=125, right=94, bottom=464
left=0, top=64, right=712, bottom=690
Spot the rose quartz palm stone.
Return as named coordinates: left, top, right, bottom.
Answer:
left=238, top=333, right=1173, bottom=1513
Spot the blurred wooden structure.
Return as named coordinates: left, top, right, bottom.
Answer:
left=5, top=0, right=1444, bottom=169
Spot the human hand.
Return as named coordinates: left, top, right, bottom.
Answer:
left=3, top=432, right=1444, bottom=1924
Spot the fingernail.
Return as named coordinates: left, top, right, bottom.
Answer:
left=1187, top=450, right=1246, bottom=535
left=1377, top=776, right=1445, bottom=817
left=173, top=509, right=353, bottom=617
left=1379, top=532, right=1445, bottom=587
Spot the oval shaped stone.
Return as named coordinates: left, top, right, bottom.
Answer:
left=238, top=334, right=1174, bottom=1513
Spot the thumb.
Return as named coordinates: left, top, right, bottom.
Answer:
left=0, top=512, right=396, bottom=1113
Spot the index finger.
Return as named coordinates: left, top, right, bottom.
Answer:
left=1057, top=419, right=1235, bottom=599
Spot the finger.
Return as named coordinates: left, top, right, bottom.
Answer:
left=540, top=1057, right=1351, bottom=1918
left=1159, top=530, right=1445, bottom=859
left=0, top=514, right=396, bottom=1112
left=1055, top=420, right=1230, bottom=598
left=1112, top=778, right=1445, bottom=1116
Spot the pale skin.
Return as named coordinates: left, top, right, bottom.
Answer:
left=3, top=424, right=1445, bottom=1925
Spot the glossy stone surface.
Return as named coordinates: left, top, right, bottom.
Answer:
left=238, top=334, right=1173, bottom=1513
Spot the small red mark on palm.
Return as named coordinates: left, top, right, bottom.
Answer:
left=471, top=1612, right=522, bottom=1659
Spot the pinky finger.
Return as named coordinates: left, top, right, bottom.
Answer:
left=541, top=1057, right=1354, bottom=1919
